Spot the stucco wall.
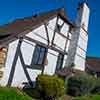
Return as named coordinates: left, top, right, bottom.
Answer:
left=0, top=16, right=71, bottom=87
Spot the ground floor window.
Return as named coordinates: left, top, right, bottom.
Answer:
left=31, top=45, right=48, bottom=65
left=56, top=53, right=64, bottom=70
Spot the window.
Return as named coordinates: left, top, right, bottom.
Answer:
left=56, top=53, right=64, bottom=70
left=31, top=45, right=48, bottom=65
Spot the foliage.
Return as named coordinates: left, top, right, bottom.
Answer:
left=0, top=87, right=32, bottom=100
left=91, top=78, right=100, bottom=94
left=36, top=74, right=65, bottom=100
left=66, top=73, right=96, bottom=96
left=23, top=87, right=41, bottom=99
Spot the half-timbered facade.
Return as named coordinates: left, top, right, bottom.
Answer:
left=0, top=3, right=90, bottom=87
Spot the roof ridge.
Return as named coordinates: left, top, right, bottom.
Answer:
left=0, top=7, right=64, bottom=27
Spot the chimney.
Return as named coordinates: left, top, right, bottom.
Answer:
left=76, top=2, right=90, bottom=31
left=65, top=2, right=90, bottom=71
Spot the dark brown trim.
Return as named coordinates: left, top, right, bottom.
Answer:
left=56, top=53, right=64, bottom=71
left=53, top=43, right=64, bottom=51
left=81, top=26, right=88, bottom=35
left=0, top=14, right=74, bottom=49
left=64, top=26, right=72, bottom=51
left=24, top=36, right=67, bottom=55
left=19, top=46, right=33, bottom=86
left=44, top=23, right=50, bottom=45
left=7, top=39, right=23, bottom=86
left=58, top=14, right=75, bottom=27
left=64, top=33, right=69, bottom=51
left=33, top=31, right=48, bottom=41
left=0, top=15, right=57, bottom=47
left=57, top=32, right=71, bottom=40
left=51, top=15, right=71, bottom=53
left=51, top=15, right=59, bottom=45
left=77, top=44, right=86, bottom=52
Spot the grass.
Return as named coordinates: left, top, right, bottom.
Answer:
left=57, top=94, right=100, bottom=100
left=71, top=94, right=100, bottom=100
left=0, top=87, right=32, bottom=100
left=1, top=86, right=99, bottom=100
left=58, top=95, right=72, bottom=100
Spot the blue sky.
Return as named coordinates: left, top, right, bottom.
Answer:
left=0, top=0, right=99, bottom=57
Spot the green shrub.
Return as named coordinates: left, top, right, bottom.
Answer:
left=23, top=87, right=41, bottom=99
left=0, top=87, right=32, bottom=100
left=66, top=73, right=96, bottom=96
left=36, top=74, right=65, bottom=100
left=92, top=78, right=100, bottom=94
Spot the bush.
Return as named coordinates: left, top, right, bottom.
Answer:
left=92, top=78, right=100, bottom=94
left=0, top=87, right=32, bottom=100
left=66, top=73, right=96, bottom=96
left=23, top=87, right=41, bottom=99
left=36, top=74, right=65, bottom=100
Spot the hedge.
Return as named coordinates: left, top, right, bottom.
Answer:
left=92, top=78, right=100, bottom=94
left=66, top=73, right=96, bottom=96
left=36, top=74, right=65, bottom=100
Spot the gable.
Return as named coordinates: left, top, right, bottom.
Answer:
left=0, top=8, right=74, bottom=48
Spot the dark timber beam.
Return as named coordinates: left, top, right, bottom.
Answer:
left=24, top=36, right=67, bottom=55
left=7, top=38, right=23, bottom=86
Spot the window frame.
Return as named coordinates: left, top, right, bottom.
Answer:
left=31, top=45, right=48, bottom=66
left=56, top=53, right=64, bottom=70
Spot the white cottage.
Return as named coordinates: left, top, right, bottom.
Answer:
left=0, top=3, right=90, bottom=87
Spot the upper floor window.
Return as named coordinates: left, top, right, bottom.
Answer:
left=31, top=45, right=48, bottom=65
left=56, top=53, right=64, bottom=70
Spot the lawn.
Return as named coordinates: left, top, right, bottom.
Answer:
left=0, top=87, right=32, bottom=100
left=71, top=95, right=100, bottom=100
left=0, top=86, right=100, bottom=100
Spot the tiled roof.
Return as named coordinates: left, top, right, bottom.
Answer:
left=86, top=56, right=100, bottom=72
left=0, top=8, right=73, bottom=38
left=0, top=8, right=74, bottom=47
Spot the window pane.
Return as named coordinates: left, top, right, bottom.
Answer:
left=32, top=46, right=39, bottom=64
left=32, top=45, right=47, bottom=65
left=38, top=48, right=45, bottom=64
left=56, top=53, right=64, bottom=70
